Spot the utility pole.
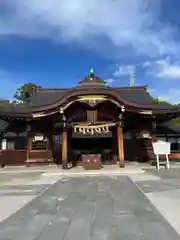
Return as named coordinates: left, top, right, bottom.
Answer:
left=130, top=69, right=136, bottom=87
left=129, top=66, right=136, bottom=86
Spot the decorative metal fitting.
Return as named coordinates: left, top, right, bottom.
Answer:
left=121, top=105, right=125, bottom=112
left=60, top=108, right=64, bottom=114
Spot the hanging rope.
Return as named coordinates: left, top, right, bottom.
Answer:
left=73, top=123, right=115, bottom=135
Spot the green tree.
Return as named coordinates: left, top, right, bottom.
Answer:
left=13, top=83, right=41, bottom=101
left=152, top=97, right=171, bottom=105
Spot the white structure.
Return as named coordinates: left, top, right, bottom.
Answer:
left=1, top=139, right=7, bottom=150
left=152, top=140, right=170, bottom=170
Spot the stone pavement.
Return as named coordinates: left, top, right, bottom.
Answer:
left=0, top=174, right=179, bottom=240
left=0, top=171, right=62, bottom=223
left=134, top=168, right=180, bottom=236
left=0, top=164, right=145, bottom=176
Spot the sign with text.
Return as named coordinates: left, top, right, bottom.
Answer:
left=152, top=140, right=170, bottom=170
left=152, top=140, right=170, bottom=155
left=33, top=135, right=44, bottom=141
left=73, top=123, right=115, bottom=136
left=72, top=131, right=112, bottom=138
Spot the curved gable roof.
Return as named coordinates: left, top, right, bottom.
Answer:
left=0, top=85, right=179, bottom=116
left=28, top=86, right=149, bottom=108
left=115, top=88, right=172, bottom=109
left=28, top=88, right=68, bottom=107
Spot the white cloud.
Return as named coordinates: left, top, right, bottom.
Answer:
left=156, top=59, right=180, bottom=79
left=158, top=88, right=180, bottom=104
left=147, top=88, right=156, bottom=93
left=113, top=64, right=135, bottom=77
left=143, top=58, right=180, bottom=79
left=0, top=0, right=178, bottom=57
left=0, top=70, right=22, bottom=99
left=142, top=61, right=152, bottom=68
left=105, top=78, right=115, bottom=85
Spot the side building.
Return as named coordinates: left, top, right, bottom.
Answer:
left=0, top=72, right=180, bottom=168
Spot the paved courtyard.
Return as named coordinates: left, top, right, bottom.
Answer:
left=0, top=168, right=180, bottom=239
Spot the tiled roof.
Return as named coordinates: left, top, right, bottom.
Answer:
left=116, top=88, right=154, bottom=105
left=156, top=121, right=180, bottom=134
left=0, top=85, right=178, bottom=116
left=28, top=86, right=160, bottom=108
left=76, top=75, right=106, bottom=87
left=28, top=88, right=68, bottom=107
left=0, top=103, right=31, bottom=115
left=115, top=88, right=172, bottom=109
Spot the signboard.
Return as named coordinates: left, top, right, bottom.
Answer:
left=72, top=131, right=112, bottom=138
left=152, top=140, right=170, bottom=170
left=33, top=135, right=44, bottom=141
left=73, top=123, right=115, bottom=136
left=152, top=140, right=170, bottom=155
left=137, top=130, right=151, bottom=139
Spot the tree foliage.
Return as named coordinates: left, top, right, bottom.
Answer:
left=13, top=83, right=42, bottom=101
left=152, top=97, right=171, bottom=105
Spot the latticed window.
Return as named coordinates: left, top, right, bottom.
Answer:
left=32, top=140, right=48, bottom=150
left=31, top=135, right=48, bottom=150
left=53, top=135, right=61, bottom=142
left=7, top=141, right=15, bottom=149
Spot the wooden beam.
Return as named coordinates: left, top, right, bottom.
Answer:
left=62, top=130, right=68, bottom=169
left=117, top=125, right=125, bottom=167
left=151, top=121, right=156, bottom=143
left=151, top=133, right=156, bottom=142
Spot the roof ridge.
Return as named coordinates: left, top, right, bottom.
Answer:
left=113, top=86, right=147, bottom=91
left=36, top=88, right=68, bottom=92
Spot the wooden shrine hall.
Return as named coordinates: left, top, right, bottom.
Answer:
left=0, top=69, right=180, bottom=169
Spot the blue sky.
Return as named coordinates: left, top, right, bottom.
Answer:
left=0, top=0, right=180, bottom=103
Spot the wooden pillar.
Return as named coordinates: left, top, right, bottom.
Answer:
left=117, top=124, right=125, bottom=167
left=26, top=135, right=32, bottom=166
left=62, top=130, right=68, bottom=169
left=151, top=133, right=156, bottom=143
left=151, top=121, right=156, bottom=143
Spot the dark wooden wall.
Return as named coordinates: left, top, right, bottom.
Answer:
left=0, top=150, right=27, bottom=165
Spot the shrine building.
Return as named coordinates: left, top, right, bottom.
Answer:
left=0, top=69, right=180, bottom=168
